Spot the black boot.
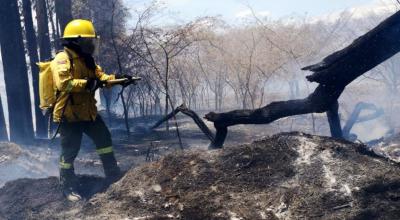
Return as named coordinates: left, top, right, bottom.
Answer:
left=60, top=168, right=82, bottom=202
left=100, top=153, right=122, bottom=184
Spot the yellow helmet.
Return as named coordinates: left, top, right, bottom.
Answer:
left=63, top=19, right=97, bottom=39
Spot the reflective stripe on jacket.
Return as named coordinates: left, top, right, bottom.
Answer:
left=51, top=47, right=115, bottom=122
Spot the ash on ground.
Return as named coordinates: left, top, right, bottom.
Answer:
left=1, top=132, right=400, bottom=219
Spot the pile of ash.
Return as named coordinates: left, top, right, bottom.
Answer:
left=0, top=142, right=22, bottom=164
left=1, top=132, right=400, bottom=219
left=370, top=133, right=400, bottom=163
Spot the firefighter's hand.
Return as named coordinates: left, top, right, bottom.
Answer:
left=85, top=78, right=105, bottom=92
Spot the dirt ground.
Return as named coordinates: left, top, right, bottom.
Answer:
left=1, top=131, right=400, bottom=219
left=0, top=113, right=310, bottom=187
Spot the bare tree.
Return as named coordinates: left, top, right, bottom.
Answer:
left=128, top=15, right=211, bottom=131
left=22, top=0, right=47, bottom=138
left=0, top=0, right=34, bottom=143
left=55, top=0, right=73, bottom=33
left=45, top=0, right=58, bottom=50
left=36, top=0, right=52, bottom=61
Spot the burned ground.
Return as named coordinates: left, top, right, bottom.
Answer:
left=0, top=175, right=109, bottom=220
left=1, top=132, right=400, bottom=219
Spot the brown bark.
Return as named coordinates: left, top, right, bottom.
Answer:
left=206, top=11, right=400, bottom=148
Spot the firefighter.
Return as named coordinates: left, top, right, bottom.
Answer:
left=51, top=19, right=129, bottom=202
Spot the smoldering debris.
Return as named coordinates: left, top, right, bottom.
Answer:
left=0, top=142, right=21, bottom=163
left=1, top=132, right=400, bottom=219
left=0, top=142, right=58, bottom=187
left=370, top=132, right=400, bottom=163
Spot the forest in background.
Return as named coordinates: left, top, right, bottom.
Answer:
left=0, top=0, right=399, bottom=144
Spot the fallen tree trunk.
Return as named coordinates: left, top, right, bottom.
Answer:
left=206, top=11, right=400, bottom=148
left=206, top=85, right=344, bottom=147
left=151, top=104, right=215, bottom=142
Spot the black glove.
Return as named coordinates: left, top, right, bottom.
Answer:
left=85, top=78, right=104, bottom=92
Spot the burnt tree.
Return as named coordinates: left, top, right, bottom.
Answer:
left=55, top=0, right=72, bottom=37
left=36, top=0, right=53, bottom=138
left=36, top=0, right=52, bottom=61
left=205, top=11, right=400, bottom=148
left=22, top=0, right=47, bottom=138
left=0, top=0, right=34, bottom=143
left=0, top=96, right=8, bottom=141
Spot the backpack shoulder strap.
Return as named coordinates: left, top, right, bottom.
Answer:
left=63, top=49, right=74, bottom=69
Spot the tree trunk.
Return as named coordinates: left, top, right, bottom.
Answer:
left=164, top=93, right=170, bottom=130
left=164, top=54, right=170, bottom=131
left=206, top=11, right=400, bottom=148
left=0, top=0, right=34, bottom=144
left=36, top=0, right=53, bottom=139
left=155, top=96, right=161, bottom=115
left=101, top=90, right=113, bottom=126
left=55, top=0, right=72, bottom=36
left=326, top=101, right=343, bottom=138
left=0, top=96, right=8, bottom=141
left=206, top=85, right=344, bottom=148
left=46, top=0, right=58, bottom=50
left=22, top=0, right=47, bottom=138
left=120, top=91, right=130, bottom=136
left=36, top=0, right=52, bottom=61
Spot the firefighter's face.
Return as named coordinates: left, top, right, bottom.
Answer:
left=77, top=38, right=99, bottom=55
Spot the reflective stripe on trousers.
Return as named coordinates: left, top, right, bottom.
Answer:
left=60, top=162, right=72, bottom=169
left=96, top=146, right=113, bottom=155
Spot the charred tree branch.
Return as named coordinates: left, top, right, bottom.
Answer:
left=206, top=11, right=400, bottom=148
left=206, top=85, right=344, bottom=148
left=151, top=104, right=215, bottom=143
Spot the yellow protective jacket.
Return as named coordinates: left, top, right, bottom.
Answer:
left=51, top=47, right=115, bottom=122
